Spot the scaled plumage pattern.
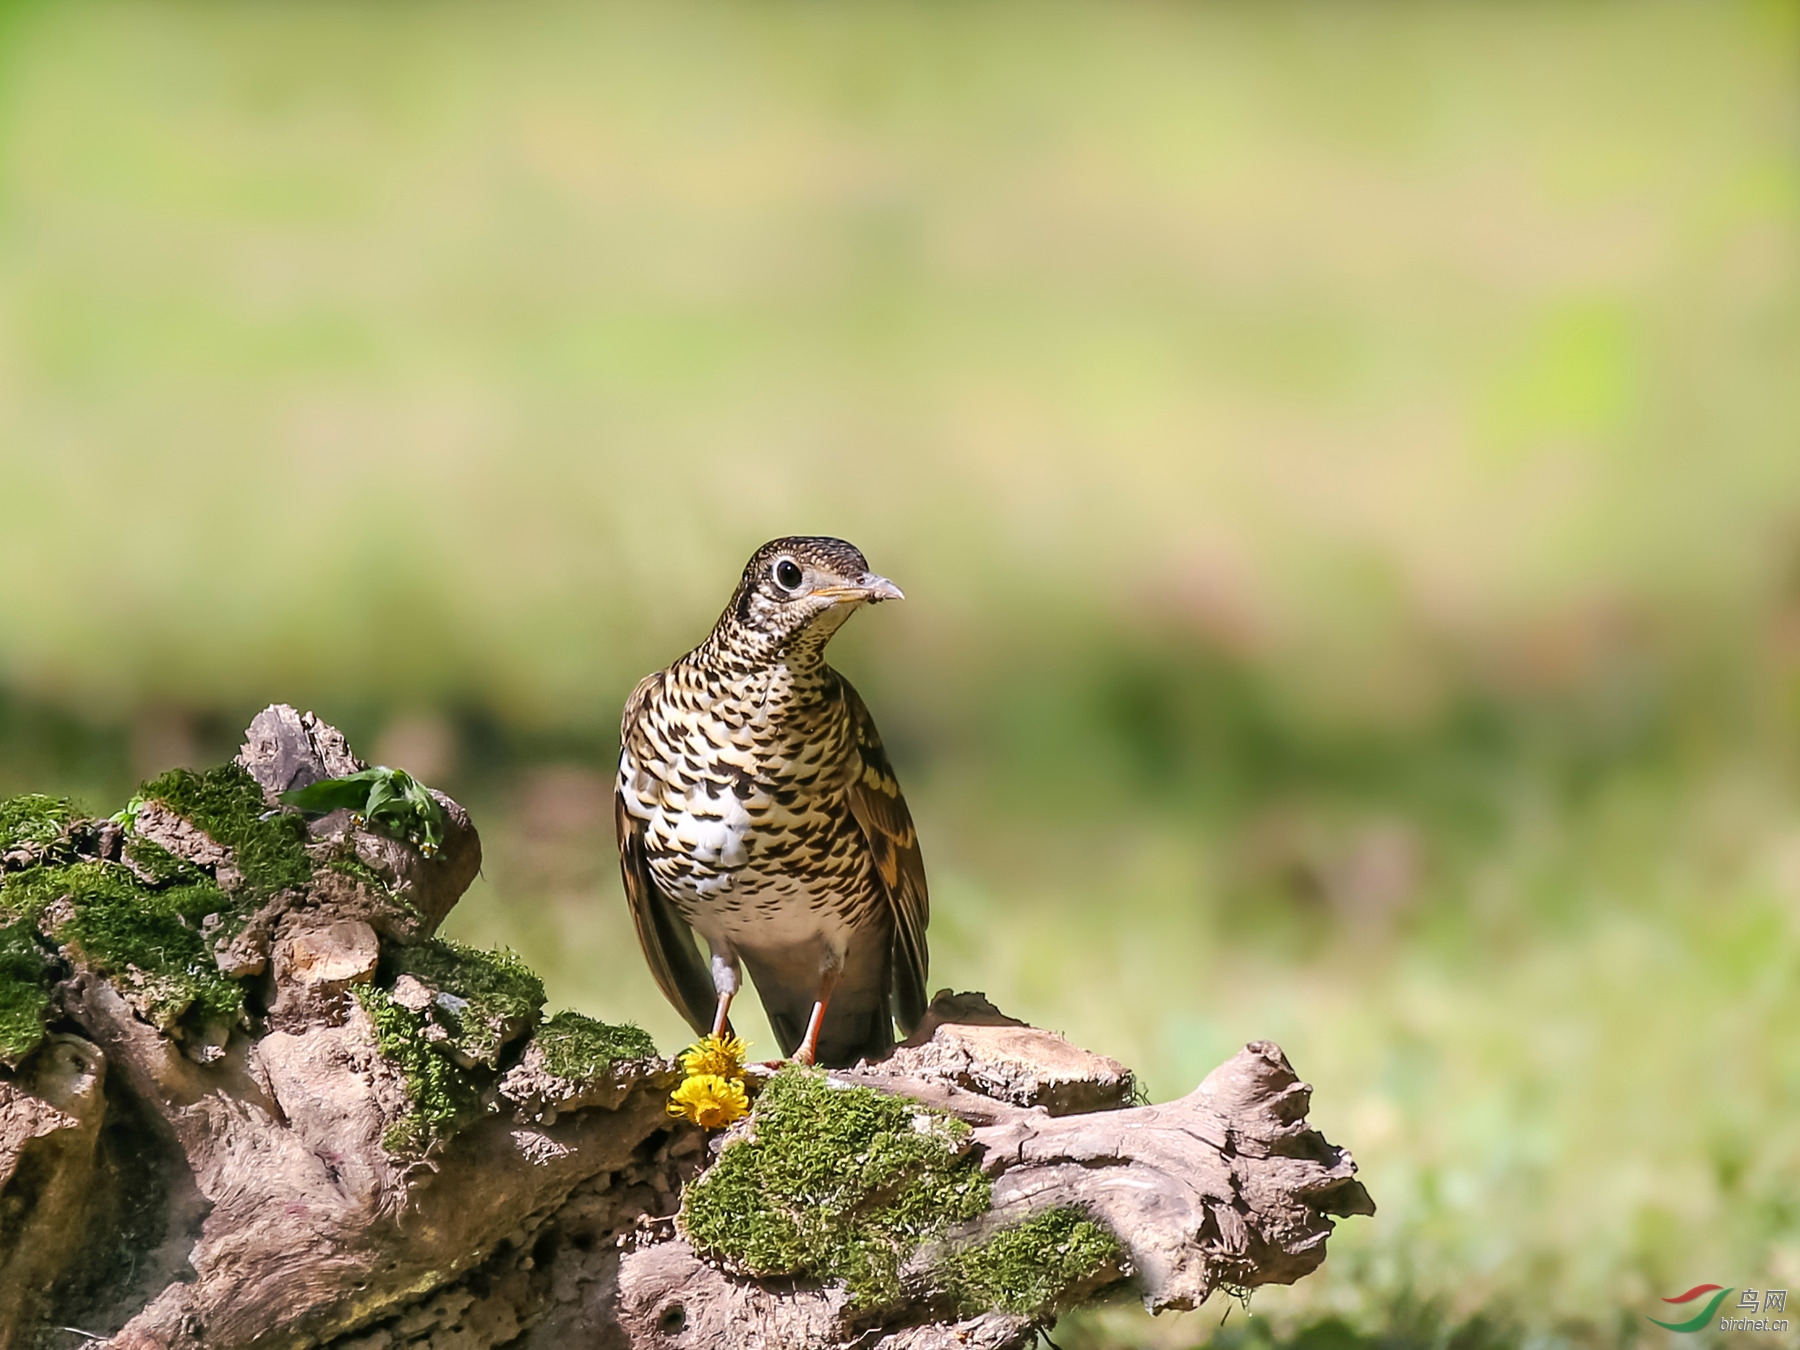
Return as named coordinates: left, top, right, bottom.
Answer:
left=615, top=536, right=929, bottom=1068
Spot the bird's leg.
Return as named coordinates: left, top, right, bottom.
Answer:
left=792, top=968, right=840, bottom=1067
left=709, top=947, right=740, bottom=1039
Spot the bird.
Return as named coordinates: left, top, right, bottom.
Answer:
left=614, top=536, right=929, bottom=1068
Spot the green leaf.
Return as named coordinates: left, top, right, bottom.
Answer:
left=282, top=766, right=448, bottom=857
left=362, top=775, right=400, bottom=818
left=281, top=769, right=390, bottom=815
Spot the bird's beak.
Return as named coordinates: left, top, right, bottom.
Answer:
left=813, top=572, right=905, bottom=605
left=855, top=572, right=905, bottom=603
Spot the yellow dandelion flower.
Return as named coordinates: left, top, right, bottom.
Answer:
left=679, top=1033, right=751, bottom=1081
left=667, top=1073, right=751, bottom=1129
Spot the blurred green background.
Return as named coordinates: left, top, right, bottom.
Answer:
left=2, top=0, right=1798, bottom=1345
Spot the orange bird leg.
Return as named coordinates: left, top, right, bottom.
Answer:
left=792, top=969, right=840, bottom=1067
left=710, top=990, right=734, bottom=1040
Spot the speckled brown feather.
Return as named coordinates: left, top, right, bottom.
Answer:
left=837, top=674, right=929, bottom=1031
left=615, top=781, right=717, bottom=1034
left=613, top=537, right=928, bottom=1066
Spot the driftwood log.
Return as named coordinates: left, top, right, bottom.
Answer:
left=0, top=706, right=1372, bottom=1350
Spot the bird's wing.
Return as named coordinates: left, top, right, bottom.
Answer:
left=620, top=668, right=662, bottom=736
left=616, top=673, right=717, bottom=1037
left=837, top=673, right=930, bottom=1033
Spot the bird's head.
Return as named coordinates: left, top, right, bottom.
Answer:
left=715, top=536, right=904, bottom=660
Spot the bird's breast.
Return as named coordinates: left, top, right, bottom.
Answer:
left=618, top=679, right=871, bottom=933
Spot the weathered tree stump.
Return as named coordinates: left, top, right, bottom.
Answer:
left=0, top=706, right=1372, bottom=1350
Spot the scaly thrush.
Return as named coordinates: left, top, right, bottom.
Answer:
left=614, top=536, right=928, bottom=1067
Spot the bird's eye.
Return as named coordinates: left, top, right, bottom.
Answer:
left=773, top=558, right=804, bottom=592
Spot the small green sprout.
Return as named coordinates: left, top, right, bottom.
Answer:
left=282, top=766, right=448, bottom=857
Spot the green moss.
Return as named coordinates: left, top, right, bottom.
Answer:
left=680, top=1068, right=992, bottom=1312
left=357, top=938, right=552, bottom=1153
left=58, top=863, right=242, bottom=1030
left=0, top=866, right=53, bottom=926
left=0, top=765, right=319, bottom=1055
left=358, top=950, right=637, bottom=1154
left=0, top=860, right=96, bottom=927
left=933, top=1207, right=1124, bottom=1316
left=139, top=762, right=312, bottom=896
left=3, top=763, right=303, bottom=1039
left=123, top=836, right=200, bottom=886
left=0, top=918, right=53, bottom=1064
left=536, top=1010, right=656, bottom=1079
left=2, top=861, right=243, bottom=1033
left=324, top=847, right=389, bottom=896
left=356, top=984, right=483, bottom=1156
left=0, top=793, right=76, bottom=853
left=390, top=938, right=546, bottom=1067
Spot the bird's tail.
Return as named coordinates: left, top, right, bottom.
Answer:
left=764, top=999, right=896, bottom=1069
left=750, top=957, right=896, bottom=1069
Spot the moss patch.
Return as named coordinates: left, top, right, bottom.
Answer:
left=0, top=862, right=58, bottom=927
left=1, top=850, right=246, bottom=1037
left=0, top=794, right=76, bottom=853
left=390, top=938, right=545, bottom=1067
left=122, top=836, right=200, bottom=886
left=680, top=1068, right=992, bottom=1312
left=323, top=847, right=389, bottom=895
left=934, top=1207, right=1124, bottom=1316
left=357, top=940, right=551, bottom=1155
left=49, top=863, right=243, bottom=1031
left=356, top=984, right=483, bottom=1156
left=0, top=779, right=268, bottom=1047
left=0, top=917, right=53, bottom=1064
left=140, top=763, right=312, bottom=896
left=0, top=773, right=272, bottom=1044
left=536, top=1010, right=656, bottom=1079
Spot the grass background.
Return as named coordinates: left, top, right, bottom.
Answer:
left=2, top=1, right=1798, bottom=1344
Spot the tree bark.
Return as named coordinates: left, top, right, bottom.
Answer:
left=0, top=707, right=1372, bottom=1350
